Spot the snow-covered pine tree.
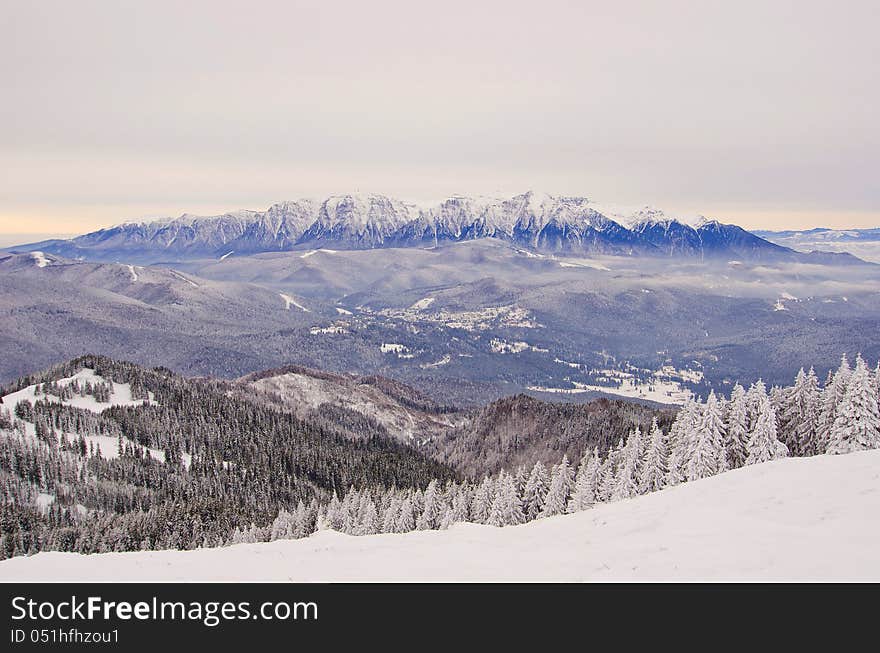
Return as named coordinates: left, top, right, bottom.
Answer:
left=378, top=489, right=394, bottom=523
left=341, top=487, right=361, bottom=534
left=632, top=424, right=649, bottom=475
left=640, top=418, right=668, bottom=493
left=438, top=482, right=466, bottom=529
left=357, top=496, right=380, bottom=535
left=326, top=492, right=344, bottom=531
left=270, top=509, right=295, bottom=540
left=567, top=447, right=600, bottom=513
left=411, top=487, right=425, bottom=517
left=873, top=361, right=880, bottom=398
left=293, top=500, right=313, bottom=538
left=595, top=454, right=613, bottom=502
left=598, top=439, right=624, bottom=500
left=394, top=497, right=416, bottom=532
left=745, top=380, right=768, bottom=429
left=614, top=427, right=642, bottom=500
left=666, top=397, right=699, bottom=486
left=382, top=495, right=401, bottom=533
left=827, top=355, right=880, bottom=454
left=487, top=471, right=525, bottom=527
left=417, top=479, right=442, bottom=530
left=470, top=476, right=495, bottom=524
left=450, top=482, right=471, bottom=524
left=819, top=354, right=852, bottom=450
left=745, top=386, right=788, bottom=465
left=780, top=367, right=822, bottom=456
left=513, top=465, right=528, bottom=495
left=769, top=385, right=788, bottom=421
left=687, top=390, right=728, bottom=481
left=440, top=480, right=456, bottom=517
left=522, top=461, right=550, bottom=520
left=725, top=384, right=749, bottom=468
left=540, top=455, right=574, bottom=517
left=438, top=506, right=454, bottom=530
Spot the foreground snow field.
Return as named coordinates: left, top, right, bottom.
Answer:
left=2, top=450, right=879, bottom=582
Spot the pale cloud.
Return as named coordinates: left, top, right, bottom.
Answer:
left=2, top=0, right=878, bottom=235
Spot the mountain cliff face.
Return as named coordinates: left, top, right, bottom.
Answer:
left=7, top=192, right=816, bottom=263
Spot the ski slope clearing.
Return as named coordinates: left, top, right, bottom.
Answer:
left=3, top=450, right=878, bottom=582
left=1, top=368, right=154, bottom=414
left=0, top=368, right=183, bottom=466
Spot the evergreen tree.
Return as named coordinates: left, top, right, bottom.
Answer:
left=666, top=398, right=699, bottom=486
left=521, top=461, right=550, bottom=520
left=270, top=509, right=295, bottom=540
left=780, top=367, right=821, bottom=456
left=873, top=362, right=880, bottom=398
left=597, top=439, right=624, bottom=500
left=819, top=354, right=852, bottom=450
left=513, top=465, right=528, bottom=495
left=614, top=428, right=643, bottom=500
left=326, top=492, right=344, bottom=531
left=827, top=355, right=880, bottom=454
left=769, top=385, right=787, bottom=415
left=568, top=447, right=600, bottom=512
left=487, top=471, right=525, bottom=527
left=438, top=505, right=456, bottom=530
left=686, top=391, right=728, bottom=481
left=540, top=456, right=574, bottom=517
left=341, top=487, right=360, bottom=533
left=469, top=477, right=494, bottom=524
left=394, top=497, right=416, bottom=532
left=382, top=496, right=401, bottom=533
left=417, top=479, right=442, bottom=530
left=640, top=418, right=668, bottom=493
left=745, top=380, right=765, bottom=425
left=358, top=497, right=379, bottom=535
left=745, top=387, right=788, bottom=465
left=449, top=483, right=471, bottom=524
left=725, top=384, right=749, bottom=468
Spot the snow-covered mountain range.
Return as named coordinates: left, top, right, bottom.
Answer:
left=10, top=192, right=862, bottom=264
left=754, top=226, right=880, bottom=243
left=755, top=227, right=880, bottom=264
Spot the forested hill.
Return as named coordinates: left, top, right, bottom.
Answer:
left=428, top=394, right=675, bottom=476
left=0, top=355, right=456, bottom=558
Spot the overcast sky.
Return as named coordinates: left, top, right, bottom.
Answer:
left=1, top=0, right=878, bottom=237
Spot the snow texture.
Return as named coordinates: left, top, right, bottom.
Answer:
left=0, top=369, right=185, bottom=466
left=1, top=368, right=154, bottom=415
left=31, top=251, right=51, bottom=267
left=3, top=449, right=878, bottom=581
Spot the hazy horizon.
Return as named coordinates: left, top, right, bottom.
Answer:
left=3, top=1, right=878, bottom=236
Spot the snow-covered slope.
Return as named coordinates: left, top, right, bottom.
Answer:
left=241, top=365, right=463, bottom=443
left=1, top=368, right=154, bottom=415
left=3, top=449, right=878, bottom=581
left=0, top=368, right=181, bottom=465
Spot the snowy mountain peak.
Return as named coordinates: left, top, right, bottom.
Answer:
left=627, top=207, right=685, bottom=229
left=695, top=216, right=723, bottom=229
left=319, top=194, right=417, bottom=229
